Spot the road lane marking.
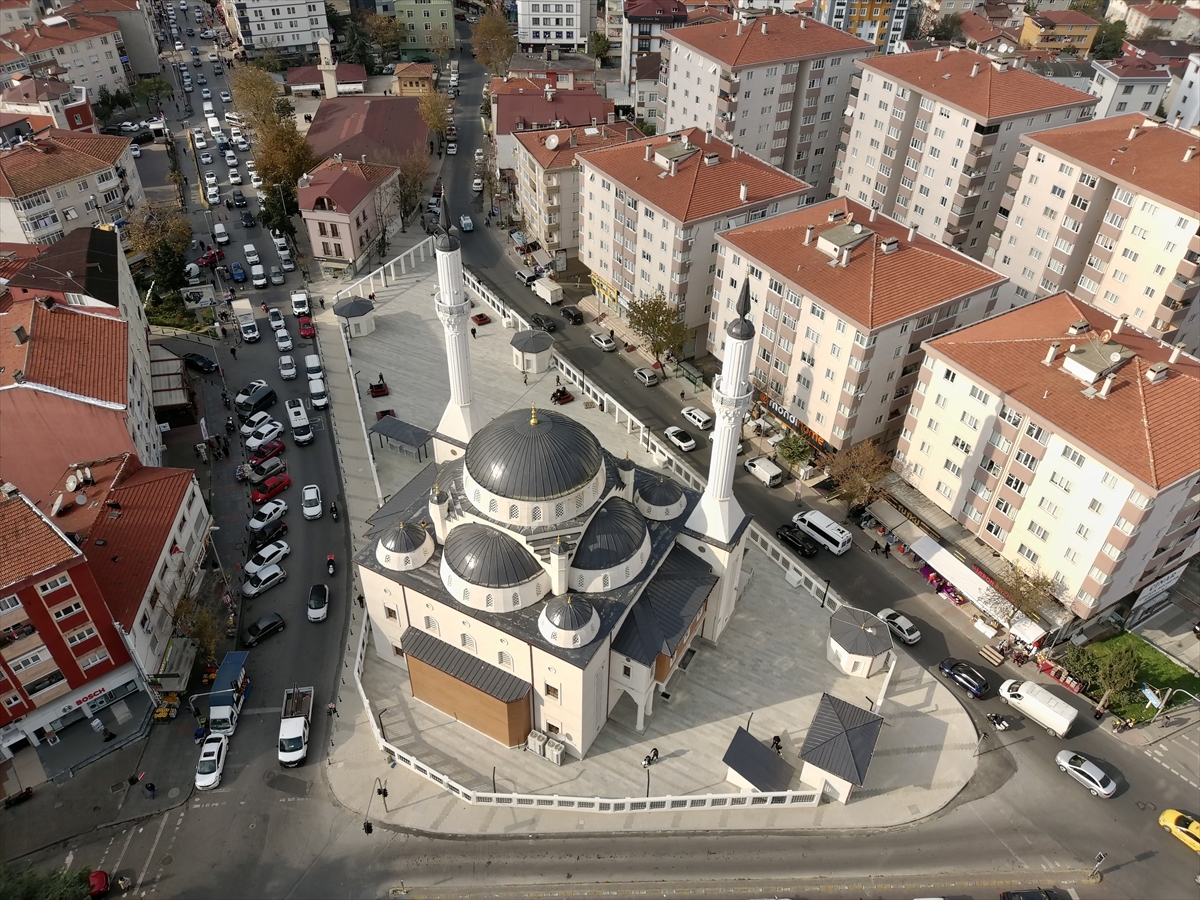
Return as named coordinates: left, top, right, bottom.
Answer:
left=135, top=812, right=170, bottom=891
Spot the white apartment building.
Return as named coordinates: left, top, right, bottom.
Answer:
left=896, top=293, right=1200, bottom=622
left=1087, top=55, right=1170, bottom=120
left=221, top=0, right=329, bottom=56
left=710, top=197, right=1005, bottom=451
left=0, top=0, right=41, bottom=35
left=0, top=12, right=131, bottom=96
left=660, top=14, right=872, bottom=199
left=578, top=127, right=808, bottom=357
left=1167, top=53, right=1200, bottom=130
left=810, top=0, right=910, bottom=53
left=986, top=114, right=1200, bottom=352
left=837, top=47, right=1096, bottom=262
left=53, top=0, right=161, bottom=77
left=516, top=0, right=596, bottom=51
left=512, top=124, right=635, bottom=260
left=0, top=128, right=144, bottom=244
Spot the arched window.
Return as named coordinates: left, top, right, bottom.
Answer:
left=423, top=615, right=439, bottom=635
left=532, top=506, right=542, bottom=521
left=624, top=565, right=630, bottom=579
left=403, top=556, right=412, bottom=567
left=462, top=587, right=470, bottom=604
left=576, top=574, right=585, bottom=588
left=498, top=651, right=514, bottom=670
left=461, top=633, right=477, bottom=653
left=575, top=493, right=583, bottom=509
left=555, top=502, right=564, bottom=518
left=485, top=595, right=494, bottom=609
left=602, top=573, right=611, bottom=589
left=473, top=489, right=481, bottom=506
left=488, top=498, right=498, bottom=514
left=572, top=634, right=580, bottom=646
left=509, top=503, right=520, bottom=519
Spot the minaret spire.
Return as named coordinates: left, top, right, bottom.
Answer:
left=433, top=193, right=483, bottom=462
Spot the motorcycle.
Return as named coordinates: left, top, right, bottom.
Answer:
left=221, top=390, right=230, bottom=409
left=329, top=501, right=338, bottom=521
left=225, top=416, right=234, bottom=434
left=327, top=554, right=335, bottom=576
left=985, top=713, right=1009, bottom=732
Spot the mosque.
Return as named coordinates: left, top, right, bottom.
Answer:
left=353, top=205, right=759, bottom=760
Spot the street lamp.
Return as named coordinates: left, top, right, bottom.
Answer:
left=820, top=578, right=831, bottom=609
left=362, top=777, right=388, bottom=834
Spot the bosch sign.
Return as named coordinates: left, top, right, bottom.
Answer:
left=75, top=687, right=108, bottom=706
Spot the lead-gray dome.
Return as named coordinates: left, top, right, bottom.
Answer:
left=465, top=407, right=603, bottom=502
left=380, top=522, right=428, bottom=553
left=638, top=476, right=683, bottom=507
left=544, top=595, right=595, bottom=630
left=572, top=497, right=646, bottom=569
left=442, top=523, right=542, bottom=588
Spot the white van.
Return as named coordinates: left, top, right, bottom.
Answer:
left=307, top=377, right=329, bottom=409
left=243, top=243, right=259, bottom=264
left=225, top=111, right=246, bottom=128
left=213, top=223, right=229, bottom=245
left=285, top=398, right=314, bottom=445
left=290, top=291, right=310, bottom=316
left=251, top=264, right=267, bottom=288
left=202, top=101, right=214, bottom=117
left=206, top=116, right=222, bottom=136
left=744, top=456, right=783, bottom=488
left=792, top=510, right=853, bottom=555
left=303, top=354, right=323, bottom=381
left=998, top=680, right=1079, bottom=738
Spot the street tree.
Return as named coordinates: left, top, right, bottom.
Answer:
left=0, top=862, right=92, bottom=900
left=93, top=85, right=115, bottom=124
left=393, top=149, right=430, bottom=228
left=111, top=88, right=133, bottom=112
left=135, top=76, right=174, bottom=113
left=428, top=26, right=454, bottom=60
left=341, top=16, right=374, bottom=71
left=418, top=89, right=452, bottom=137
left=471, top=6, right=517, bottom=74
left=929, top=14, right=964, bottom=41
left=774, top=432, right=813, bottom=468
left=1092, top=641, right=1139, bottom=713
left=1091, top=20, right=1126, bottom=58
left=816, top=439, right=892, bottom=513
left=588, top=31, right=610, bottom=58
left=229, top=66, right=279, bottom=132
left=982, top=559, right=1063, bottom=627
left=126, top=204, right=192, bottom=257
left=365, top=13, right=404, bottom=57
left=260, top=183, right=299, bottom=239
left=254, top=122, right=317, bottom=190
left=324, top=0, right=346, bottom=35
left=148, top=241, right=188, bottom=298
left=625, top=292, right=690, bottom=364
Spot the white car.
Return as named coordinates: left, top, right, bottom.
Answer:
left=474, top=148, right=484, bottom=161
left=239, top=410, right=273, bottom=436
left=247, top=498, right=288, bottom=531
left=266, top=307, right=284, bottom=329
left=228, top=168, right=242, bottom=184
left=664, top=426, right=697, bottom=452
left=220, top=90, right=232, bottom=103
left=208, top=52, right=219, bottom=62
left=446, top=142, right=458, bottom=155
left=1055, top=750, right=1116, bottom=798
left=204, top=170, right=218, bottom=187
left=244, top=539, right=290, bottom=577
left=250, top=173, right=263, bottom=189
left=590, top=332, right=617, bottom=352
left=194, top=734, right=227, bottom=790
left=245, top=419, right=285, bottom=450
left=130, top=144, right=141, bottom=158
left=174, top=40, right=185, bottom=50
left=471, top=177, right=484, bottom=192
left=200, top=151, right=213, bottom=165
left=274, top=329, right=293, bottom=352
left=194, top=134, right=208, bottom=150
left=230, top=127, right=244, bottom=141
left=459, top=214, right=473, bottom=232
left=278, top=355, right=297, bottom=379
left=201, top=88, right=212, bottom=100
left=877, top=607, right=922, bottom=645
left=205, top=184, right=220, bottom=203
left=245, top=157, right=257, bottom=173
left=681, top=406, right=714, bottom=430
left=307, top=584, right=329, bottom=623
left=301, top=484, right=322, bottom=520
left=236, top=138, right=250, bottom=152
left=241, top=562, right=287, bottom=597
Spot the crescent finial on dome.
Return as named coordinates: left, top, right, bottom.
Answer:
left=530, top=403, right=539, bottom=426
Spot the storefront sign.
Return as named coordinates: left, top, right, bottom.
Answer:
left=889, top=499, right=941, bottom=543
left=75, top=687, right=107, bottom=707
left=590, top=273, right=619, bottom=307
left=755, top=391, right=831, bottom=454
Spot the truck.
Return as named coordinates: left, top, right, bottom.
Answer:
left=232, top=297, right=259, bottom=342
left=532, top=278, right=563, bottom=306
left=208, top=651, right=250, bottom=736
left=277, top=685, right=313, bottom=766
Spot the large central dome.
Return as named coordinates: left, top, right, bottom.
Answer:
left=464, top=407, right=603, bottom=502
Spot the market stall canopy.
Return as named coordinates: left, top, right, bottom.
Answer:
left=867, top=500, right=928, bottom=547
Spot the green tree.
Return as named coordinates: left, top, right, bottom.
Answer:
left=111, top=87, right=133, bottom=112
left=127, top=204, right=192, bottom=257
left=325, top=0, right=347, bottom=36
left=0, top=863, right=93, bottom=900
left=1093, top=642, right=1139, bottom=712
left=775, top=432, right=813, bottom=468
left=1091, top=20, right=1126, bottom=59
left=929, top=13, right=964, bottom=41
left=625, top=291, right=690, bottom=364
left=134, top=76, right=174, bottom=113
left=93, top=85, right=115, bottom=124
left=229, top=67, right=280, bottom=132
left=982, top=560, right=1063, bottom=627
left=428, top=25, right=454, bottom=60
left=260, top=184, right=298, bottom=239
left=471, top=6, right=517, bottom=74
left=1060, top=645, right=1100, bottom=687
left=365, top=12, right=404, bottom=57
left=1138, top=24, right=1168, bottom=40
left=254, top=122, right=316, bottom=189
left=588, top=31, right=610, bottom=58
left=341, top=16, right=373, bottom=70
left=148, top=241, right=187, bottom=297
left=418, top=89, right=452, bottom=137
left=816, top=439, right=892, bottom=513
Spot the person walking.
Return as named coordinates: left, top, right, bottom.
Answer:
left=229, top=346, right=237, bottom=359
left=680, top=391, right=685, bottom=402
left=146, top=782, right=157, bottom=800
left=470, top=327, right=477, bottom=339
left=523, top=372, right=527, bottom=385
left=871, top=543, right=880, bottom=555
left=319, top=297, right=325, bottom=309
left=882, top=543, right=891, bottom=559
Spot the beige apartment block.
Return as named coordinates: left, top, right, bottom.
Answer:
left=577, top=128, right=808, bottom=357
left=896, top=292, right=1200, bottom=621
left=660, top=15, right=872, bottom=199
left=836, top=47, right=1096, bottom=262
left=513, top=125, right=637, bottom=261
left=986, top=114, right=1200, bottom=353
left=709, top=197, right=1005, bottom=452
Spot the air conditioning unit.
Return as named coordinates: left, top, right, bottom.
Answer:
left=526, top=729, right=548, bottom=756
left=544, top=738, right=565, bottom=765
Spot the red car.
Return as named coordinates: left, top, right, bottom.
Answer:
left=471, top=313, right=491, bottom=326
left=248, top=439, right=285, bottom=466
left=251, top=474, right=292, bottom=503
left=196, top=248, right=225, bottom=268
left=298, top=316, right=314, bottom=338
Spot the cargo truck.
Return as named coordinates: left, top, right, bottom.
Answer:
left=277, top=685, right=313, bottom=766
left=208, top=651, right=250, bottom=736
left=532, top=278, right=563, bottom=305
left=232, top=297, right=259, bottom=342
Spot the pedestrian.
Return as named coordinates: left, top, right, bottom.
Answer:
left=555, top=374, right=561, bottom=386
left=470, top=327, right=477, bottom=339
left=609, top=328, right=614, bottom=340
left=770, top=735, right=782, bottom=755
left=871, top=543, right=880, bottom=555
left=229, top=346, right=236, bottom=359
left=369, top=292, right=376, bottom=301
left=882, top=543, right=891, bottom=559
left=649, top=747, right=659, bottom=763
left=523, top=372, right=528, bottom=385
left=319, top=297, right=325, bottom=309
left=680, top=391, right=685, bottom=402
left=146, top=782, right=157, bottom=800
left=183, top=175, right=188, bottom=184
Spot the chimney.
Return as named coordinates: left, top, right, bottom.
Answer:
left=804, top=224, right=814, bottom=245
left=761, top=21, right=767, bottom=34
left=971, top=62, right=980, bottom=77
left=705, top=127, right=711, bottom=144
left=840, top=248, right=851, bottom=267
left=1128, top=125, right=1139, bottom=141
left=800, top=17, right=806, bottom=28
left=360, top=154, right=367, bottom=164
left=569, top=130, right=576, bottom=147
left=936, top=48, right=943, bottom=62
left=645, top=143, right=653, bottom=161
left=12, top=325, right=28, bottom=345
left=607, top=112, right=616, bottom=124
left=1170, top=342, right=1185, bottom=363
left=869, top=206, right=877, bottom=222
left=1098, top=372, right=1116, bottom=399
left=907, top=224, right=916, bottom=241
left=334, top=152, right=342, bottom=164
left=1042, top=341, right=1060, bottom=366
left=626, top=126, right=636, bottom=141
left=739, top=181, right=748, bottom=201
left=731, top=144, right=739, bottom=158
left=736, top=21, right=743, bottom=36
left=1113, top=314, right=1127, bottom=334
left=1185, top=146, right=1197, bottom=163
left=670, top=159, right=678, bottom=176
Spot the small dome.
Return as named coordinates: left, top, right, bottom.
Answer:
left=442, top=523, right=542, bottom=588
left=465, top=407, right=603, bottom=502
left=375, top=522, right=434, bottom=571
left=510, top=330, right=554, bottom=353
left=638, top=476, right=683, bottom=507
left=538, top=594, right=601, bottom=648
left=571, top=497, right=646, bottom=570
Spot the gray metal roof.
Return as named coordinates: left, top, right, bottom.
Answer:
left=371, top=416, right=432, bottom=450
left=401, top=626, right=531, bottom=703
left=442, top=523, right=543, bottom=588
left=464, top=407, right=603, bottom=502
left=544, top=595, right=595, bottom=630
left=332, top=296, right=374, bottom=318
left=798, top=693, right=883, bottom=787
left=611, top=545, right=715, bottom=665
left=636, top=473, right=684, bottom=507
left=722, top=726, right=795, bottom=792
left=571, top=497, right=646, bottom=569
left=380, top=522, right=430, bottom=554
left=510, top=330, right=555, bottom=353
left=828, top=606, right=891, bottom=657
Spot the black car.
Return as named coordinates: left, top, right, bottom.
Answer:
left=774, top=524, right=819, bottom=557
left=999, top=891, right=1065, bottom=900
left=248, top=518, right=288, bottom=552
left=217, top=139, right=231, bottom=153
left=938, top=658, right=990, bottom=699
left=243, top=611, right=285, bottom=647
left=185, top=26, right=194, bottom=35
left=560, top=305, right=583, bottom=325
left=100, top=124, right=126, bottom=136
left=240, top=210, right=256, bottom=227
left=232, top=189, right=247, bottom=208
left=182, top=352, right=219, bottom=373
left=529, top=313, right=556, bottom=332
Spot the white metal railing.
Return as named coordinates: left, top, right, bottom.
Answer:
left=334, top=235, right=437, bottom=302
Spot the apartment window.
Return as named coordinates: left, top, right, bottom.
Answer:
left=999, top=406, right=1022, bottom=427
left=37, top=574, right=70, bottom=595
left=1028, top=520, right=1050, bottom=542
left=0, top=595, right=21, bottom=613
left=1049, top=471, right=1073, bottom=493
left=995, top=497, right=1013, bottom=516
left=1025, top=422, right=1049, bottom=444
left=1014, top=449, right=1038, bottom=471
left=985, top=520, right=1008, bottom=540
left=544, top=683, right=560, bottom=700
left=988, top=431, right=1012, bottom=453
left=1004, top=474, right=1027, bottom=495
left=960, top=412, right=979, bottom=431
left=1088, top=498, right=1104, bottom=515
left=1061, top=446, right=1086, bottom=467
left=1017, top=544, right=1040, bottom=565
left=944, top=459, right=962, bottom=477
left=53, top=600, right=83, bottom=620
left=1076, top=523, right=1091, bottom=540
left=1038, top=496, right=1060, bottom=518
left=952, top=436, right=972, bottom=455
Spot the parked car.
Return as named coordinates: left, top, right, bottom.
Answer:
left=633, top=367, right=659, bottom=386
left=248, top=439, right=285, bottom=466
left=274, top=329, right=293, bottom=352
left=1055, top=750, right=1116, bottom=798
left=194, top=733, right=227, bottom=790
left=247, top=498, right=288, bottom=532
left=243, top=611, right=285, bottom=647
left=590, top=332, right=617, bottom=352
left=250, top=474, right=292, bottom=504
left=278, top=355, right=297, bottom=379
left=664, top=426, right=696, bottom=452
left=183, top=353, right=218, bottom=373
left=681, top=406, right=714, bottom=430
left=241, top=563, right=286, bottom=598
left=560, top=306, right=583, bottom=325
left=774, top=524, right=819, bottom=557
left=239, top=410, right=273, bottom=437
left=877, top=608, right=921, bottom=645
left=459, top=214, right=473, bottom=232
left=938, top=658, right=989, bottom=699
left=269, top=266, right=285, bottom=286
left=248, top=519, right=288, bottom=552
left=245, top=419, right=285, bottom=450
left=229, top=261, right=246, bottom=282
left=130, top=144, right=141, bottom=158
left=244, top=539, right=290, bottom=577
left=205, top=185, right=220, bottom=203
left=529, top=313, right=556, bottom=332
left=298, top=317, right=314, bottom=338
left=301, top=484, right=323, bottom=520
left=472, top=177, right=484, bottom=192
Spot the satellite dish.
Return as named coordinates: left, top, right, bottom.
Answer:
left=545, top=134, right=560, bottom=150
left=65, top=474, right=78, bottom=492
left=1110, top=351, right=1122, bottom=363
left=50, top=495, right=63, bottom=517
left=1101, top=329, right=1112, bottom=342
left=83, top=467, right=93, bottom=485
left=75, top=491, right=87, bottom=506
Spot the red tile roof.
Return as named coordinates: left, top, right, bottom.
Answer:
left=0, top=298, right=128, bottom=401
left=305, top=96, right=428, bottom=168
left=492, top=89, right=613, bottom=136
left=40, top=453, right=134, bottom=537
left=1130, top=3, right=1181, bottom=19
left=393, top=62, right=435, bottom=79
left=0, top=12, right=121, bottom=54
left=578, top=127, right=807, bottom=222
left=1027, top=113, right=1200, bottom=216
left=489, top=77, right=543, bottom=96
left=927, top=292, right=1200, bottom=489
left=663, top=15, right=872, bottom=68
left=959, top=10, right=1007, bottom=45
left=722, top=197, right=1003, bottom=330
left=1096, top=55, right=1171, bottom=78
left=0, top=490, right=80, bottom=590
left=56, top=0, right=142, bottom=12
left=0, top=127, right=129, bottom=197
left=687, top=5, right=732, bottom=23
left=1032, top=9, right=1099, bottom=25
left=624, top=0, right=688, bottom=19
left=298, top=157, right=397, bottom=213
left=859, top=48, right=1096, bottom=121
left=286, top=63, right=367, bottom=86
left=84, top=463, right=196, bottom=629
left=0, top=242, right=44, bottom=283
left=515, top=123, right=640, bottom=170
left=1, top=77, right=73, bottom=104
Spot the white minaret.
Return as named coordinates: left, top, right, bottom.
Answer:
left=317, top=37, right=338, bottom=99
left=433, top=202, right=483, bottom=463
left=687, top=278, right=753, bottom=544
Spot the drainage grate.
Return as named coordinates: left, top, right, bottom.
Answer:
left=110, top=781, right=126, bottom=794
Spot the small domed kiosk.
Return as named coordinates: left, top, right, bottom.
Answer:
left=333, top=295, right=376, bottom=337
left=827, top=606, right=892, bottom=678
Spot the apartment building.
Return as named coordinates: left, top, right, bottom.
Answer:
left=1124, top=3, right=1200, bottom=41
left=55, top=0, right=160, bottom=77
left=661, top=14, right=872, bottom=199
left=0, top=11, right=131, bottom=96
left=220, top=0, right=329, bottom=56
left=489, top=85, right=614, bottom=172
left=297, top=156, right=400, bottom=278
left=515, top=0, right=596, bottom=51
left=985, top=114, right=1200, bottom=351
left=1087, top=55, right=1171, bottom=118
left=1017, top=10, right=1099, bottom=55
left=0, top=0, right=41, bottom=36
left=709, top=197, right=1004, bottom=451
left=0, top=128, right=144, bottom=244
left=577, top=127, right=808, bottom=356
left=0, top=74, right=96, bottom=134
left=895, top=292, right=1200, bottom=622
left=390, top=0, right=453, bottom=53
left=810, top=0, right=910, bottom=53
left=512, top=123, right=636, bottom=261
left=837, top=48, right=1096, bottom=261
left=1167, top=52, right=1199, bottom=129
left=509, top=49, right=601, bottom=90
left=620, top=0, right=687, bottom=92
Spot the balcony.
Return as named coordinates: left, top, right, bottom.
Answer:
left=718, top=73, right=738, bottom=95
left=717, top=92, right=736, bottom=115
left=964, top=144, right=992, bottom=167
left=545, top=194, right=560, bottom=209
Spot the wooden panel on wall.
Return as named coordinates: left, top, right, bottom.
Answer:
left=408, top=656, right=531, bottom=748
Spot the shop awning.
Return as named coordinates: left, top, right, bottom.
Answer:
left=1010, top=616, right=1048, bottom=644
left=910, top=536, right=991, bottom=605
left=867, top=501, right=928, bottom=547
left=531, top=248, right=552, bottom=268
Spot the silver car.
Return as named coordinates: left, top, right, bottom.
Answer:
left=1055, top=750, right=1116, bottom=798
